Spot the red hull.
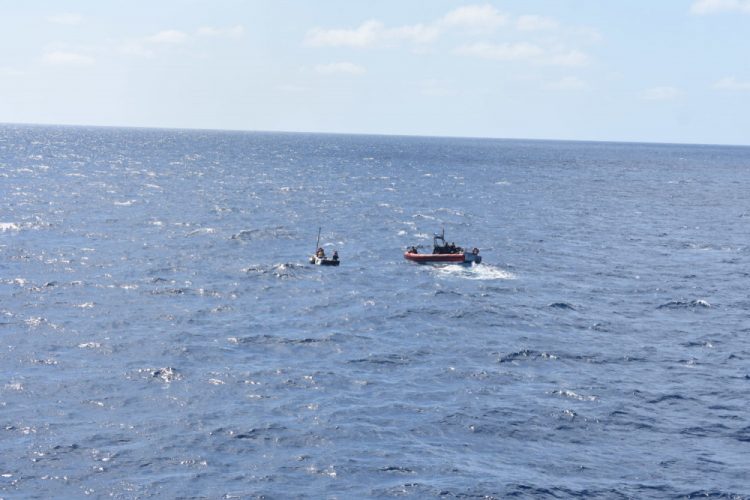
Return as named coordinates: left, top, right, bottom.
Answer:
left=404, top=252, right=467, bottom=263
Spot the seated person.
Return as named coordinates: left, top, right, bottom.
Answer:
left=316, top=247, right=326, bottom=258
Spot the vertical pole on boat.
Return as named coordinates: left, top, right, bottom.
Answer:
left=315, top=227, right=321, bottom=254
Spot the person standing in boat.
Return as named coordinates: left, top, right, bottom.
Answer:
left=332, top=250, right=339, bottom=261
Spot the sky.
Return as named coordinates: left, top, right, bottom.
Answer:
left=1, top=0, right=749, bottom=145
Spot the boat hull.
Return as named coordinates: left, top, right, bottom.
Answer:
left=404, top=252, right=481, bottom=264
left=310, top=256, right=340, bottom=266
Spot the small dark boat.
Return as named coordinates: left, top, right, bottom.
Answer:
left=404, top=229, right=481, bottom=265
left=309, top=254, right=340, bottom=266
left=309, top=227, right=340, bottom=266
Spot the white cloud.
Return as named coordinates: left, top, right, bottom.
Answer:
left=305, top=20, right=439, bottom=48
left=545, top=76, right=588, bottom=90
left=303, top=5, right=591, bottom=67
left=305, top=4, right=506, bottom=48
left=516, top=15, right=559, bottom=31
left=42, top=50, right=95, bottom=66
left=640, top=86, right=683, bottom=101
left=439, top=4, right=508, bottom=32
left=119, top=29, right=189, bottom=58
left=197, top=25, right=245, bottom=39
left=47, top=13, right=83, bottom=25
left=454, top=42, right=589, bottom=67
left=145, top=30, right=188, bottom=44
left=690, top=0, right=750, bottom=13
left=547, top=49, right=589, bottom=67
left=454, top=42, right=544, bottom=61
left=714, top=76, right=750, bottom=91
left=314, top=62, right=366, bottom=75
left=305, top=20, right=384, bottom=47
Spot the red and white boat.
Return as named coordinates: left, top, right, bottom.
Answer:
left=404, top=229, right=481, bottom=265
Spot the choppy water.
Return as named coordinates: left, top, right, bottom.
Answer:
left=1, top=124, right=749, bottom=498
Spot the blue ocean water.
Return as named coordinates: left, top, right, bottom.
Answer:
left=1, top=124, right=749, bottom=498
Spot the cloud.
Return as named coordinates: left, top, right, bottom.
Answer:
left=42, top=50, right=95, bottom=66
left=545, top=76, right=588, bottom=90
left=454, top=42, right=589, bottom=67
left=305, top=4, right=506, bottom=48
left=547, top=49, right=589, bottom=67
left=640, top=86, right=683, bottom=101
left=314, top=62, right=366, bottom=75
left=305, top=20, right=438, bottom=48
left=197, top=25, right=245, bottom=39
left=690, top=0, right=750, bottom=13
left=439, top=4, right=508, bottom=32
left=119, top=29, right=190, bottom=57
left=47, top=13, right=83, bottom=25
left=516, top=15, right=559, bottom=31
left=303, top=5, right=592, bottom=66
left=714, top=76, right=750, bottom=91
left=145, top=30, right=188, bottom=44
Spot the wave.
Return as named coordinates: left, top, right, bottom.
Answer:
left=186, top=227, right=217, bottom=236
left=243, top=262, right=306, bottom=279
left=551, top=389, right=598, bottom=401
left=433, top=263, right=516, bottom=280
left=497, top=349, right=558, bottom=363
left=231, top=226, right=296, bottom=240
left=657, top=299, right=711, bottom=310
left=549, top=302, right=576, bottom=310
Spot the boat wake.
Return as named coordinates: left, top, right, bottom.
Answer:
left=433, top=263, right=516, bottom=280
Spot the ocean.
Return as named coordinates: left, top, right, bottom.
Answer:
left=1, top=124, right=749, bottom=498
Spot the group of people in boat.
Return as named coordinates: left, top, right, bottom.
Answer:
left=434, top=242, right=463, bottom=255
left=407, top=243, right=464, bottom=255
left=315, top=247, right=339, bottom=261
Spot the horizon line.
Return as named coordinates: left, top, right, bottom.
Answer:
left=2, top=120, right=748, bottom=149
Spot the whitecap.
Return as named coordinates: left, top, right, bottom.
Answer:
left=187, top=227, right=216, bottom=236
left=412, top=213, right=436, bottom=220
left=152, top=367, right=181, bottom=382
left=0, top=222, right=19, bottom=232
left=552, top=389, right=597, bottom=401
left=78, top=342, right=101, bottom=349
left=113, top=200, right=135, bottom=206
left=24, top=317, right=45, bottom=327
left=434, top=264, right=516, bottom=281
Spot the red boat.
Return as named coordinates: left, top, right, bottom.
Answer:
left=404, top=229, right=481, bottom=265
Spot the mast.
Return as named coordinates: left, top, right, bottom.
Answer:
left=315, top=227, right=321, bottom=254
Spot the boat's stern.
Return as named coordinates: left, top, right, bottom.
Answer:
left=463, top=249, right=482, bottom=264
